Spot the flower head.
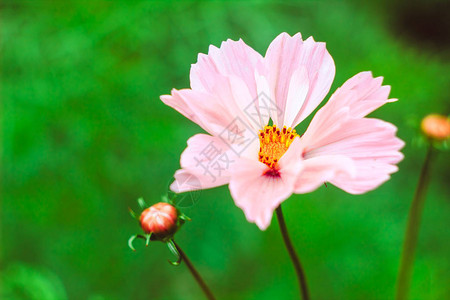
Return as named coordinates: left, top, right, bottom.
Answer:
left=421, top=114, right=450, bottom=141
left=140, top=202, right=179, bottom=238
left=162, top=32, right=404, bottom=230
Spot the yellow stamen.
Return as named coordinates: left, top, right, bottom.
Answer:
left=258, top=125, right=299, bottom=168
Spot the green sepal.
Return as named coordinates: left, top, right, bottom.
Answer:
left=137, top=197, right=147, bottom=210
left=128, top=234, right=139, bottom=252
left=128, top=234, right=151, bottom=252
left=129, top=207, right=137, bottom=219
left=179, top=213, right=191, bottom=222
left=167, top=239, right=182, bottom=266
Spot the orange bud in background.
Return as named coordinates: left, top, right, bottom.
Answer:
left=140, top=202, right=178, bottom=238
left=421, top=114, right=450, bottom=141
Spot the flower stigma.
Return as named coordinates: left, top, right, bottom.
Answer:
left=258, top=125, right=299, bottom=172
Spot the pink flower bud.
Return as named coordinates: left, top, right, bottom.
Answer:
left=421, top=114, right=450, bottom=141
left=140, top=202, right=178, bottom=238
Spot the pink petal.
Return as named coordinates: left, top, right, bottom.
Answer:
left=161, top=87, right=258, bottom=137
left=229, top=139, right=303, bottom=230
left=297, top=71, right=404, bottom=194
left=171, top=134, right=236, bottom=192
left=161, top=89, right=232, bottom=136
left=300, top=116, right=404, bottom=194
left=190, top=39, right=268, bottom=128
left=265, top=33, right=335, bottom=127
left=326, top=120, right=404, bottom=194
left=294, top=155, right=356, bottom=193
left=324, top=71, right=396, bottom=119
left=191, top=39, right=264, bottom=98
left=254, top=71, right=276, bottom=125
left=170, top=169, right=221, bottom=193
left=160, top=90, right=204, bottom=130
left=284, top=67, right=310, bottom=126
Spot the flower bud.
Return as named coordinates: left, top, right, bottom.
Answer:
left=140, top=202, right=178, bottom=238
left=421, top=114, right=450, bottom=141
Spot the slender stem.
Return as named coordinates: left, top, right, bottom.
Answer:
left=396, top=144, right=434, bottom=300
left=276, top=205, right=310, bottom=300
left=173, top=240, right=216, bottom=300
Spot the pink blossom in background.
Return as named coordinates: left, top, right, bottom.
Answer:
left=161, top=32, right=404, bottom=230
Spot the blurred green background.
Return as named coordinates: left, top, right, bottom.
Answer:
left=1, top=1, right=449, bottom=299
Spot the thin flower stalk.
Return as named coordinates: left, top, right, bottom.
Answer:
left=276, top=205, right=309, bottom=300
left=395, top=145, right=434, bottom=300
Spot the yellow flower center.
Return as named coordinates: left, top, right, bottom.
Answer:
left=258, top=125, right=299, bottom=169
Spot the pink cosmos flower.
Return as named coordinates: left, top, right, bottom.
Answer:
left=161, top=32, right=404, bottom=230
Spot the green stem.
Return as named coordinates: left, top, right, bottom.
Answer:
left=396, top=144, right=434, bottom=300
left=173, top=240, right=216, bottom=300
left=276, top=205, right=310, bottom=300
